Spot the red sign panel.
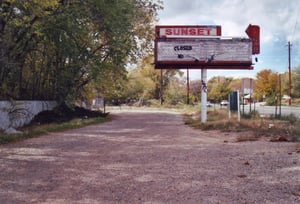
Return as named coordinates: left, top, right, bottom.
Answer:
left=245, top=24, right=260, bottom=54
left=156, top=25, right=222, bottom=39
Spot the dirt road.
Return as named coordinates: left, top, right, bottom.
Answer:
left=0, top=111, right=299, bottom=203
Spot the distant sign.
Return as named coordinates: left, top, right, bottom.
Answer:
left=156, top=25, right=222, bottom=38
left=155, top=38, right=252, bottom=69
left=229, top=91, right=238, bottom=111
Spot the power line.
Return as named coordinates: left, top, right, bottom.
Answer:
left=291, top=4, right=300, bottom=43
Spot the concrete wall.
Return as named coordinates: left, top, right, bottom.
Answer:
left=0, top=101, right=57, bottom=131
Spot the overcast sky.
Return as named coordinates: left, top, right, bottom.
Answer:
left=156, top=0, right=300, bottom=79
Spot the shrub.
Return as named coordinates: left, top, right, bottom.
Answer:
left=242, top=110, right=260, bottom=119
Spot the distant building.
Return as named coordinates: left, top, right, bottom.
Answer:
left=92, top=97, right=104, bottom=110
left=240, top=78, right=255, bottom=103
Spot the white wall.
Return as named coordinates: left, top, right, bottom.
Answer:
left=0, top=101, right=57, bottom=131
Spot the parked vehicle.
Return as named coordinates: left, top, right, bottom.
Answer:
left=220, top=100, right=229, bottom=106
left=207, top=101, right=212, bottom=107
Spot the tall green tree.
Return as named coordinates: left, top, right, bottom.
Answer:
left=189, top=80, right=202, bottom=103
left=0, top=0, right=59, bottom=99
left=0, top=0, right=163, bottom=103
left=293, top=65, right=300, bottom=97
left=123, top=55, right=183, bottom=105
left=164, top=76, right=186, bottom=105
left=207, top=76, right=232, bottom=103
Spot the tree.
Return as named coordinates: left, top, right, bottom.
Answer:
left=254, top=69, right=279, bottom=105
left=160, top=69, right=184, bottom=103
left=207, top=76, right=233, bottom=103
left=0, top=0, right=163, bottom=104
left=124, top=55, right=184, bottom=105
left=164, top=76, right=186, bottom=105
left=126, top=66, right=157, bottom=105
left=189, top=80, right=202, bottom=103
left=0, top=0, right=60, bottom=99
left=293, top=65, right=300, bottom=97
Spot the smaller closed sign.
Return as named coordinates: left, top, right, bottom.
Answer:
left=229, top=91, right=238, bottom=111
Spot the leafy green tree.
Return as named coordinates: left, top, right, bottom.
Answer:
left=0, top=0, right=163, bottom=104
left=163, top=76, right=185, bottom=105
left=0, top=0, right=59, bottom=99
left=126, top=66, right=156, bottom=104
left=160, top=69, right=184, bottom=102
left=122, top=54, right=184, bottom=105
left=207, top=76, right=232, bottom=103
left=293, top=65, right=300, bottom=97
left=189, top=80, right=201, bottom=103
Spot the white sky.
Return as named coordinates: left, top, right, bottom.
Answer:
left=156, top=0, right=300, bottom=79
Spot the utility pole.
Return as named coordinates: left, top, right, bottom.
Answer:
left=279, top=74, right=282, bottom=117
left=288, top=41, right=292, bottom=106
left=160, top=69, right=163, bottom=105
left=187, top=69, right=190, bottom=104
left=249, top=78, right=252, bottom=112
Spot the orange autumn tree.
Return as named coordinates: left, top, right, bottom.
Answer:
left=254, top=69, right=280, bottom=105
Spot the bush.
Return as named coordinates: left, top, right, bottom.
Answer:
left=290, top=126, right=300, bottom=142
left=183, top=107, right=300, bottom=141
left=265, top=94, right=277, bottom=106
left=31, top=103, right=108, bottom=124
left=242, top=110, right=260, bottom=119
left=282, top=113, right=298, bottom=125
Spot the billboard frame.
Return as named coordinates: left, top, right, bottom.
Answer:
left=154, top=37, right=253, bottom=70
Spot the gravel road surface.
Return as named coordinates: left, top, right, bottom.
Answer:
left=0, top=111, right=299, bottom=203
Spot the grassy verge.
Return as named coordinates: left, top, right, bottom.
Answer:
left=0, top=116, right=110, bottom=145
left=292, top=98, right=300, bottom=107
left=183, top=109, right=300, bottom=142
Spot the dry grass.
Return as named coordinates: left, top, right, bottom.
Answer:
left=0, top=117, right=110, bottom=144
left=184, top=109, right=300, bottom=142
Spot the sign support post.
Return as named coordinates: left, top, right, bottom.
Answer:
left=201, top=69, right=207, bottom=123
left=187, top=69, right=190, bottom=104
left=237, top=90, right=241, bottom=122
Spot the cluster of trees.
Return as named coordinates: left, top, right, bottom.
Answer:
left=117, top=55, right=233, bottom=106
left=209, top=66, right=300, bottom=105
left=254, top=67, right=300, bottom=105
left=0, top=0, right=162, bottom=104
left=2, top=1, right=299, bottom=107
left=121, top=55, right=300, bottom=106
left=121, top=55, right=184, bottom=105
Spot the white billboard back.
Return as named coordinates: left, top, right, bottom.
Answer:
left=156, top=38, right=252, bottom=63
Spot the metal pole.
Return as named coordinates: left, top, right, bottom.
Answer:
left=288, top=41, right=292, bottom=106
left=228, top=93, right=231, bottom=120
left=160, top=69, right=163, bottom=105
left=279, top=74, right=282, bottom=117
left=201, top=69, right=207, bottom=123
left=237, top=90, right=240, bottom=122
left=242, top=79, right=245, bottom=114
left=187, top=69, right=190, bottom=104
left=250, top=78, right=252, bottom=112
left=275, top=96, right=278, bottom=117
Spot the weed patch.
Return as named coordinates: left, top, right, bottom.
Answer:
left=184, top=109, right=300, bottom=142
left=0, top=103, right=110, bottom=145
left=0, top=117, right=110, bottom=145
